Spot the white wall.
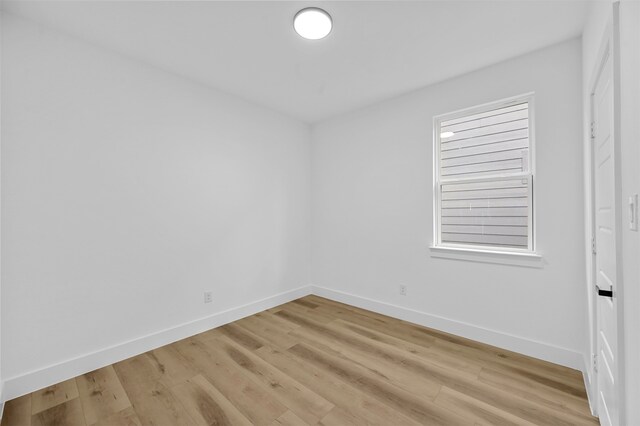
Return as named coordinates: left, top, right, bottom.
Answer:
left=311, top=39, right=586, bottom=366
left=1, top=13, right=311, bottom=394
left=618, top=4, right=640, bottom=423
left=619, top=4, right=640, bottom=423
left=0, top=7, right=3, bottom=410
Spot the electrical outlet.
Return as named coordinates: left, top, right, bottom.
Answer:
left=204, top=291, right=213, bottom=304
left=399, top=285, right=407, bottom=296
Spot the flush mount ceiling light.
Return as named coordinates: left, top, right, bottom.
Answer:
left=294, top=7, right=332, bottom=40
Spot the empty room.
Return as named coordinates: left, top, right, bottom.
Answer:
left=0, top=0, right=639, bottom=425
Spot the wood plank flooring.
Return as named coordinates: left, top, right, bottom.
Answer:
left=1, top=296, right=599, bottom=425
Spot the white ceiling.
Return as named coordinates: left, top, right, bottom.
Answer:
left=3, top=1, right=589, bottom=123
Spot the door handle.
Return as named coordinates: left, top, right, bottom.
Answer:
left=596, top=285, right=613, bottom=298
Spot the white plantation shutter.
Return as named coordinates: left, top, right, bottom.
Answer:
left=434, top=96, right=534, bottom=251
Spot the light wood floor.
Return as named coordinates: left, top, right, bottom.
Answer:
left=1, top=295, right=599, bottom=426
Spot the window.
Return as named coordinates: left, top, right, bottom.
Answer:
left=433, top=94, right=535, bottom=254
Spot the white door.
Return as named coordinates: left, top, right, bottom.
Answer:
left=593, top=45, right=619, bottom=426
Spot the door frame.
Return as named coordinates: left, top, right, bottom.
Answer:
left=587, top=3, right=625, bottom=422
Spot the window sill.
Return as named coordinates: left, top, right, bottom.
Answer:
left=429, top=245, right=544, bottom=268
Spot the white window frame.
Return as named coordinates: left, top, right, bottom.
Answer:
left=432, top=93, right=539, bottom=260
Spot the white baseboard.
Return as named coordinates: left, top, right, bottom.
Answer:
left=311, top=285, right=584, bottom=370
left=2, top=285, right=312, bottom=402
left=2, top=283, right=588, bottom=403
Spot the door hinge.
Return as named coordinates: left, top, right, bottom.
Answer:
left=593, top=353, right=598, bottom=373
left=592, top=236, right=597, bottom=255
left=591, top=121, right=596, bottom=139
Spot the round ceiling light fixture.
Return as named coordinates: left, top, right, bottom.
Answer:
left=294, top=7, right=332, bottom=40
